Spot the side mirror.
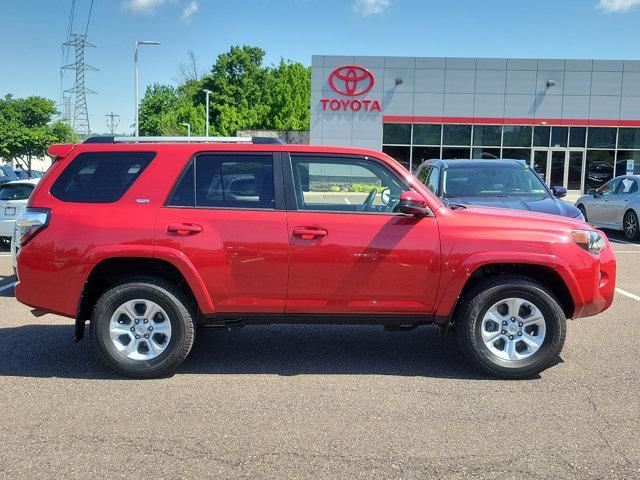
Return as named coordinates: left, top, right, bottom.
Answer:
left=587, top=188, right=597, bottom=196
left=397, top=191, right=431, bottom=217
left=551, top=186, right=567, bottom=198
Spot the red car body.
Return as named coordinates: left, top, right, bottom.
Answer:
left=16, top=142, right=616, bottom=334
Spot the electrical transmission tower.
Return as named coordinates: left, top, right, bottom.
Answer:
left=62, top=33, right=97, bottom=135
left=106, top=112, right=120, bottom=135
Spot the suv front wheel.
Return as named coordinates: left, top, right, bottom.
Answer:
left=456, top=275, right=566, bottom=379
left=90, top=277, right=195, bottom=378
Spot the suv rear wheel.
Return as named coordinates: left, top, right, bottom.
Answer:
left=456, top=275, right=566, bottom=378
left=90, top=277, right=195, bottom=378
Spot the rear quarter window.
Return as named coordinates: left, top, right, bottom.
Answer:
left=50, top=152, right=155, bottom=203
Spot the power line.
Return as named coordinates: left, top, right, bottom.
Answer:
left=84, top=0, right=94, bottom=37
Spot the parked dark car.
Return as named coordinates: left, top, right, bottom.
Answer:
left=0, top=165, right=19, bottom=185
left=414, top=159, right=584, bottom=220
left=14, top=168, right=44, bottom=180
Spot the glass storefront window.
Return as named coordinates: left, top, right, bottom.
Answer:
left=503, top=126, right=532, bottom=147
left=382, top=146, right=411, bottom=171
left=383, top=124, right=411, bottom=144
left=585, top=150, right=615, bottom=191
left=442, top=147, right=471, bottom=159
left=617, top=128, right=640, bottom=150
left=502, top=148, right=531, bottom=161
left=587, top=128, right=616, bottom=149
left=472, top=148, right=500, bottom=159
left=412, top=147, right=440, bottom=169
left=533, top=126, right=550, bottom=147
left=616, top=151, right=640, bottom=176
left=442, top=125, right=471, bottom=146
left=473, top=126, right=501, bottom=146
left=413, top=125, right=441, bottom=145
left=551, top=127, right=568, bottom=148
left=569, top=127, right=586, bottom=148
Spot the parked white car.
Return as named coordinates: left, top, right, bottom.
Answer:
left=576, top=175, right=640, bottom=240
left=0, top=179, right=40, bottom=248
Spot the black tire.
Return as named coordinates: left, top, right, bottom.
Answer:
left=455, top=275, right=566, bottom=379
left=623, top=210, right=639, bottom=241
left=577, top=204, right=588, bottom=223
left=90, top=276, right=195, bottom=379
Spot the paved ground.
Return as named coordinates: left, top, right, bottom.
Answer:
left=0, top=233, right=639, bottom=479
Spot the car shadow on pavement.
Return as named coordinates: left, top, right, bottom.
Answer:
left=0, top=323, right=544, bottom=380
left=601, top=229, right=640, bottom=246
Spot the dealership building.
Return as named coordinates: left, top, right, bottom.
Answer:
left=310, top=55, right=640, bottom=193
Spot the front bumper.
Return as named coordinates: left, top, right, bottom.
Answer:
left=572, top=231, right=616, bottom=319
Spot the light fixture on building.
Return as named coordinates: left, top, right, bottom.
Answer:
left=546, top=79, right=557, bottom=88
left=395, top=77, right=403, bottom=86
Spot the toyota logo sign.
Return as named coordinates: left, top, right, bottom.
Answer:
left=321, top=65, right=381, bottom=113
left=328, top=65, right=375, bottom=96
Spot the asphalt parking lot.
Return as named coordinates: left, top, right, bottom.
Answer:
left=0, top=233, right=639, bottom=479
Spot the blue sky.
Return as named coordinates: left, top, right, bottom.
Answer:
left=2, top=0, right=640, bottom=134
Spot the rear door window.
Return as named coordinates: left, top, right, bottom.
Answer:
left=51, top=152, right=155, bottom=203
left=167, top=154, right=275, bottom=209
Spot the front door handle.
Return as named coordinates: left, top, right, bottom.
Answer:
left=292, top=226, right=328, bottom=240
left=167, top=223, right=203, bottom=235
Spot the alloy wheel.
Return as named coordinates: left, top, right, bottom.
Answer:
left=480, top=297, right=546, bottom=362
left=624, top=211, right=638, bottom=240
left=109, top=299, right=172, bottom=361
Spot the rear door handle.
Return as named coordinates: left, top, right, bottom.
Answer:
left=292, top=226, right=328, bottom=240
left=167, top=223, right=202, bottom=235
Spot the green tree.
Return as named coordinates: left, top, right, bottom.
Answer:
left=203, top=45, right=274, bottom=135
left=139, top=84, right=205, bottom=136
left=269, top=60, right=310, bottom=131
left=0, top=95, right=77, bottom=172
left=138, top=45, right=312, bottom=137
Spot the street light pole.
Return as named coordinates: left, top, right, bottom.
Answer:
left=203, top=89, right=212, bottom=137
left=134, top=40, right=160, bottom=137
left=181, top=122, right=191, bottom=137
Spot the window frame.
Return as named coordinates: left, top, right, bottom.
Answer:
left=163, top=151, right=285, bottom=211
left=283, top=152, right=412, bottom=216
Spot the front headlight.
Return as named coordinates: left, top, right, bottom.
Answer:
left=571, top=230, right=606, bottom=255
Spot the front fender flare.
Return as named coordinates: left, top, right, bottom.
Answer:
left=433, top=252, right=583, bottom=320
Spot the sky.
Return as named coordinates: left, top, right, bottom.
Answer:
left=2, top=0, right=640, bottom=135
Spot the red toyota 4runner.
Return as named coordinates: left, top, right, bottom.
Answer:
left=15, top=137, right=616, bottom=379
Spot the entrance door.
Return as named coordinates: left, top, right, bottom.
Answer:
left=532, top=150, right=548, bottom=183
left=549, top=150, right=566, bottom=188
left=532, top=149, right=586, bottom=193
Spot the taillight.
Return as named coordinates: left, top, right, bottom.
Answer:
left=16, top=208, right=51, bottom=246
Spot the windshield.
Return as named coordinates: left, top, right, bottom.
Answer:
left=0, top=184, right=34, bottom=201
left=443, top=166, right=549, bottom=198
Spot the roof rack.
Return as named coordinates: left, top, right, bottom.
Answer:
left=83, top=136, right=286, bottom=145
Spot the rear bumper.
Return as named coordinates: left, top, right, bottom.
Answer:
left=571, top=233, right=616, bottom=319
left=15, top=249, right=86, bottom=319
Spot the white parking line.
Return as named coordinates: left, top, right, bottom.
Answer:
left=616, top=288, right=640, bottom=302
left=0, top=282, right=16, bottom=293
left=610, top=239, right=640, bottom=246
